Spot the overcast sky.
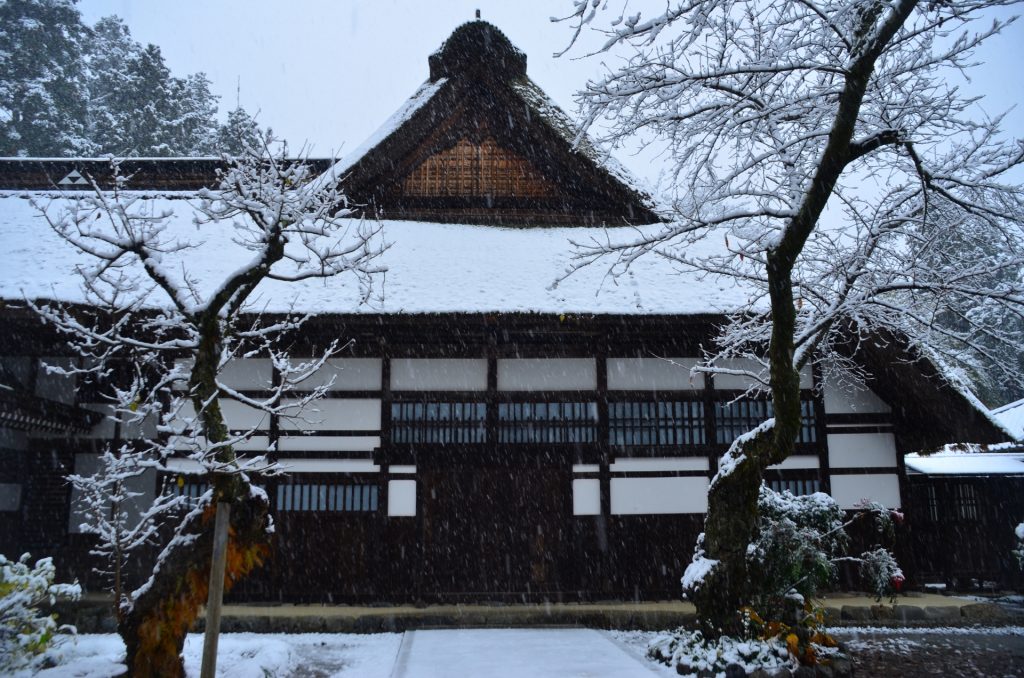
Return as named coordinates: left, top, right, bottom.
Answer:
left=77, top=0, right=1024, bottom=187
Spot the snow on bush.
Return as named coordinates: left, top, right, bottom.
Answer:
left=742, top=486, right=902, bottom=622
left=648, top=629, right=796, bottom=677
left=0, top=554, right=81, bottom=673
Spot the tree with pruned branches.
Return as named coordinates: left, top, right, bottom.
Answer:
left=559, top=0, right=1024, bottom=637
left=31, top=138, right=384, bottom=677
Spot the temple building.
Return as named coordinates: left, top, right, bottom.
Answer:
left=0, top=20, right=1018, bottom=601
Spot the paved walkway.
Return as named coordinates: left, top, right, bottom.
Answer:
left=389, top=628, right=670, bottom=678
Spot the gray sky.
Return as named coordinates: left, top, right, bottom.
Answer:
left=78, top=0, right=1024, bottom=186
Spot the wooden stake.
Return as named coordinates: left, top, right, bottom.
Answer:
left=200, top=501, right=231, bottom=678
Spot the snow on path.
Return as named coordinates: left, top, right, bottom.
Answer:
left=391, top=628, right=672, bottom=678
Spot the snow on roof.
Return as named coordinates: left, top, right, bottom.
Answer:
left=307, top=79, right=447, bottom=194
left=904, top=445, right=1024, bottom=476
left=992, top=397, right=1024, bottom=440
left=0, top=193, right=750, bottom=315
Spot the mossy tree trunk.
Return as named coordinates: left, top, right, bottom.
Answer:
left=118, top=316, right=272, bottom=678
left=690, top=1, right=918, bottom=638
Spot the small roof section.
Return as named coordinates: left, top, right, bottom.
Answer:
left=316, top=20, right=662, bottom=227
left=992, top=397, right=1024, bottom=440
left=905, top=446, right=1024, bottom=476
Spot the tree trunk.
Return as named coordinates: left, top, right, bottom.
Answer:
left=119, top=318, right=271, bottom=676
left=119, top=492, right=269, bottom=677
left=692, top=255, right=804, bottom=637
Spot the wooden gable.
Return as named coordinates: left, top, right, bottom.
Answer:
left=336, top=21, right=662, bottom=227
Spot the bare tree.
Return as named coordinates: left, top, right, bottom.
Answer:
left=559, top=0, right=1024, bottom=635
left=31, top=141, right=385, bottom=676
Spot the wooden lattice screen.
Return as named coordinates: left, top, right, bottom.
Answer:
left=402, top=137, right=556, bottom=198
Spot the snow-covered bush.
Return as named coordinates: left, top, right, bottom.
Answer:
left=648, top=630, right=795, bottom=677
left=744, top=486, right=902, bottom=622
left=0, top=554, right=81, bottom=672
left=748, top=486, right=848, bottom=621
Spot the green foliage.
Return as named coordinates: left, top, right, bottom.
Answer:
left=748, top=486, right=903, bottom=621
left=747, top=486, right=848, bottom=621
left=0, top=553, right=81, bottom=672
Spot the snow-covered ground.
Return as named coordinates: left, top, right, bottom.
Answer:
left=27, top=628, right=675, bottom=678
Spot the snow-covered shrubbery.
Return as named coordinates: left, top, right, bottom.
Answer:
left=745, top=486, right=902, bottom=622
left=648, top=630, right=795, bottom=677
left=0, top=554, right=81, bottom=673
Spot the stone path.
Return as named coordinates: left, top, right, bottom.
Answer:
left=389, top=628, right=672, bottom=678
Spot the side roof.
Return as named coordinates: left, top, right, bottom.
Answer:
left=316, top=20, right=662, bottom=226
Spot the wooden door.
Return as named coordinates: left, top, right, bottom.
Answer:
left=420, top=465, right=569, bottom=598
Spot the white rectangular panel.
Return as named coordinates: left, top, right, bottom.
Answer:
left=827, top=433, right=898, bottom=468
left=276, top=435, right=380, bottom=452
left=277, top=459, right=379, bottom=473
left=290, top=358, right=382, bottom=391
left=0, top=484, right=21, bottom=511
left=389, top=465, right=416, bottom=474
left=220, top=359, right=274, bottom=390
left=221, top=400, right=270, bottom=430
left=573, top=464, right=600, bottom=474
left=611, top=476, right=709, bottom=514
left=279, top=398, right=380, bottom=431
left=391, top=358, right=487, bottom=391
left=830, top=473, right=901, bottom=508
left=610, top=457, right=709, bottom=472
left=573, top=479, right=601, bottom=515
left=822, top=374, right=891, bottom=414
left=81, top=403, right=115, bottom=439
left=607, top=358, right=704, bottom=390
left=69, top=454, right=155, bottom=533
left=497, top=358, right=596, bottom=391
left=767, top=455, right=820, bottom=470
left=712, top=360, right=812, bottom=390
left=388, top=479, right=416, bottom=516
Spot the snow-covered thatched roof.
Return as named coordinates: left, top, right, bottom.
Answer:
left=992, top=398, right=1024, bottom=440
left=313, top=20, right=663, bottom=226
left=0, top=193, right=744, bottom=315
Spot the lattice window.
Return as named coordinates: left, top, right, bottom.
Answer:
left=276, top=482, right=379, bottom=512
left=953, top=483, right=978, bottom=521
left=391, top=402, right=486, bottom=444
left=714, top=398, right=817, bottom=445
left=608, top=401, right=705, bottom=446
left=402, top=137, right=555, bottom=198
left=767, top=478, right=821, bottom=496
left=173, top=481, right=208, bottom=507
left=498, top=402, right=598, bottom=444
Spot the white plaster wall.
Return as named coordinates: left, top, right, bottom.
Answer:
left=277, top=459, right=380, bottom=473
left=713, top=358, right=811, bottom=389
left=276, top=435, right=380, bottom=452
left=610, top=476, right=709, bottom=514
left=767, top=455, right=820, bottom=470
left=68, top=453, right=156, bottom=533
left=221, top=400, right=270, bottom=430
left=822, top=374, right=891, bottom=414
left=279, top=398, right=381, bottom=431
left=391, top=358, right=487, bottom=391
left=497, top=358, right=596, bottom=391
left=827, top=432, right=898, bottom=468
left=219, top=359, right=274, bottom=390
left=610, top=457, right=709, bottom=472
left=35, top=358, right=76, bottom=404
left=573, top=478, right=601, bottom=515
left=169, top=434, right=271, bottom=452
left=292, top=358, right=382, bottom=391
left=0, top=483, right=21, bottom=511
left=607, top=358, right=704, bottom=390
left=388, top=479, right=417, bottom=516
left=830, top=473, right=901, bottom=508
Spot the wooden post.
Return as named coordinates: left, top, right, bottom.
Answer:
left=200, top=501, right=231, bottom=678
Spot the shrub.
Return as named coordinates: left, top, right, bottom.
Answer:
left=0, top=553, right=81, bottom=672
